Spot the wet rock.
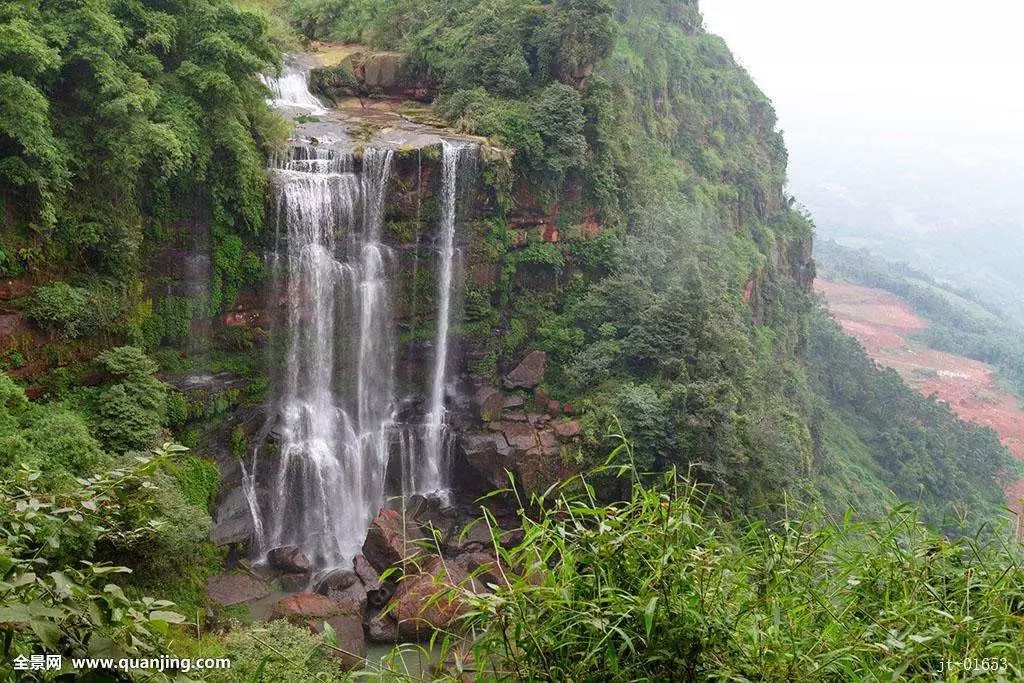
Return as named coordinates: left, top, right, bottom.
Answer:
left=269, top=593, right=346, bottom=622
left=353, top=554, right=381, bottom=592
left=503, top=350, right=546, bottom=389
left=312, top=613, right=366, bottom=671
left=268, top=545, right=312, bottom=574
left=316, top=569, right=359, bottom=594
left=211, top=487, right=255, bottom=546
left=330, top=580, right=369, bottom=614
left=367, top=613, right=399, bottom=643
left=206, top=571, right=269, bottom=606
left=553, top=420, right=582, bottom=440
left=392, top=556, right=468, bottom=640
left=362, top=507, right=425, bottom=572
left=473, top=386, right=502, bottom=421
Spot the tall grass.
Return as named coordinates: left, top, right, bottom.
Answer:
left=435, top=440, right=1024, bottom=681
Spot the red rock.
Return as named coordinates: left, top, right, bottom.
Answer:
left=553, top=420, right=582, bottom=440
left=311, top=613, right=366, bottom=671
left=541, top=224, right=559, bottom=242
left=206, top=572, right=269, bottom=606
left=269, top=593, right=345, bottom=621
left=361, top=507, right=424, bottom=572
left=392, top=556, right=468, bottom=639
left=545, top=399, right=562, bottom=416
left=503, top=350, right=546, bottom=389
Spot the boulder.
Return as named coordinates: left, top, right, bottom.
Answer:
left=473, top=386, right=503, bottom=422
left=458, top=433, right=508, bottom=491
left=329, top=581, right=368, bottom=614
left=268, top=545, right=312, bottom=574
left=537, top=429, right=561, bottom=456
left=392, top=556, right=468, bottom=639
left=269, top=593, right=345, bottom=622
left=316, top=569, right=359, bottom=594
left=311, top=613, right=366, bottom=671
left=500, top=422, right=539, bottom=454
left=499, top=528, right=525, bottom=549
left=553, top=420, right=582, bottom=440
left=353, top=554, right=381, bottom=592
left=411, top=498, right=458, bottom=548
left=361, top=507, right=424, bottom=572
left=454, top=551, right=509, bottom=588
left=206, top=571, right=269, bottom=606
left=503, top=350, right=546, bottom=389
left=452, top=520, right=494, bottom=554
left=502, top=394, right=525, bottom=409
left=211, top=487, right=255, bottom=546
left=367, top=613, right=399, bottom=643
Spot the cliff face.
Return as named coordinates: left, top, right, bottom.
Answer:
left=0, top=0, right=818, bottom=539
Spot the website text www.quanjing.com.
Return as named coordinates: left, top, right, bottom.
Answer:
left=12, top=653, right=231, bottom=674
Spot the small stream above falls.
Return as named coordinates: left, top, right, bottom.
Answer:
left=242, top=58, right=478, bottom=581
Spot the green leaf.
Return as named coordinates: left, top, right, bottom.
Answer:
left=30, top=618, right=62, bottom=649
left=148, top=610, right=185, bottom=624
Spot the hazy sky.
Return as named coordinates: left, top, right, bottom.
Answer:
left=700, top=1, right=1024, bottom=141
left=699, top=1, right=1024, bottom=243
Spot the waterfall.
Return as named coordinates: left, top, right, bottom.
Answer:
left=245, top=59, right=477, bottom=577
left=246, top=141, right=397, bottom=573
left=420, top=141, right=474, bottom=494
left=262, top=56, right=328, bottom=115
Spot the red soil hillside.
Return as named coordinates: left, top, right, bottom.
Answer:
left=815, top=278, right=1024, bottom=522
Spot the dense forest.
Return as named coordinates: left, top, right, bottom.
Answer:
left=1, top=0, right=1021, bottom=678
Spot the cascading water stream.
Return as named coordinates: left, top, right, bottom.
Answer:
left=245, top=58, right=477, bottom=579
left=246, top=139, right=398, bottom=574
left=420, top=141, right=474, bottom=494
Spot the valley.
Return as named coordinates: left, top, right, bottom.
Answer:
left=816, top=278, right=1024, bottom=521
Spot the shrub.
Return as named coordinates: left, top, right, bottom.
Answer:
left=94, top=347, right=167, bottom=453
left=449, top=456, right=1024, bottom=681
left=215, top=620, right=338, bottom=682
left=24, top=281, right=92, bottom=339
left=0, top=445, right=188, bottom=673
left=22, top=408, right=109, bottom=487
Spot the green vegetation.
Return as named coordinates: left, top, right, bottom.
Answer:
left=446, top=459, right=1024, bottom=680
left=288, top=0, right=1012, bottom=524
left=0, top=0, right=284, bottom=311
left=805, top=309, right=1015, bottom=527
left=0, top=444, right=190, bottom=676
left=213, top=619, right=340, bottom=681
